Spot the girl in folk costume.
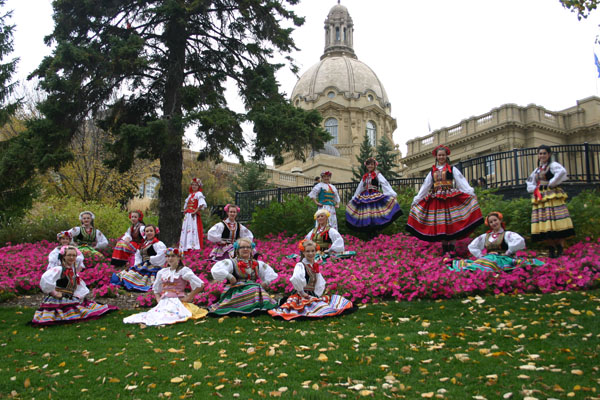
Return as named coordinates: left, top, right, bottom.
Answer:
left=406, top=145, right=483, bottom=254
left=207, top=204, right=253, bottom=261
left=345, top=157, right=402, bottom=230
left=32, top=246, right=117, bottom=326
left=308, top=170, right=340, bottom=230
left=305, top=209, right=345, bottom=255
left=124, top=248, right=207, bottom=326
left=110, top=225, right=167, bottom=291
left=68, top=211, right=109, bottom=258
left=180, top=178, right=207, bottom=251
left=526, top=145, right=575, bottom=258
left=268, top=240, right=354, bottom=320
left=447, top=212, right=544, bottom=272
left=48, top=231, right=84, bottom=271
left=209, top=237, right=279, bottom=316
left=110, top=210, right=146, bottom=268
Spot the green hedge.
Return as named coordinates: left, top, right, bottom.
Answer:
left=0, top=196, right=159, bottom=245
left=250, top=188, right=600, bottom=245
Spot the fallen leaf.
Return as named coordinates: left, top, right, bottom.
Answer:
left=193, top=361, right=202, bottom=370
left=170, top=377, right=183, bottom=383
left=317, top=353, right=328, bottom=362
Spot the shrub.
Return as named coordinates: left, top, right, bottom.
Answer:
left=251, top=195, right=315, bottom=238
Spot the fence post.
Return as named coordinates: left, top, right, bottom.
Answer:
left=584, top=142, right=591, bottom=183
left=513, top=148, right=520, bottom=185
left=456, top=161, right=462, bottom=173
left=277, top=187, right=282, bottom=203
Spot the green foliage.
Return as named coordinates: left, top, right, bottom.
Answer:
left=228, top=161, right=273, bottom=195
left=351, top=133, right=374, bottom=181
left=23, top=0, right=328, bottom=245
left=567, top=189, right=600, bottom=241
left=560, top=0, right=599, bottom=19
left=0, top=1, right=19, bottom=126
left=0, top=196, right=159, bottom=244
left=250, top=195, right=315, bottom=238
left=375, top=135, right=400, bottom=179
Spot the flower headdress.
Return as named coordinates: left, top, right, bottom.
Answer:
left=79, top=211, right=95, bottom=222
left=129, top=210, right=144, bottom=223
left=224, top=204, right=241, bottom=213
left=189, top=178, right=203, bottom=194
left=484, top=211, right=506, bottom=232
left=364, top=157, right=378, bottom=166
left=320, top=170, right=332, bottom=177
left=432, top=145, right=451, bottom=157
left=56, top=231, right=72, bottom=240
left=314, top=208, right=331, bottom=220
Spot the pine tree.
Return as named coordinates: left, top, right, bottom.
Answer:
left=17, top=0, right=328, bottom=244
left=0, top=1, right=28, bottom=224
left=352, top=133, right=374, bottom=182
left=229, top=162, right=272, bottom=194
left=376, top=135, right=400, bottom=179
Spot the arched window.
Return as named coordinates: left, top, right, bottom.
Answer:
left=325, top=118, right=338, bottom=145
left=336, top=27, right=340, bottom=41
left=366, top=121, right=377, bottom=146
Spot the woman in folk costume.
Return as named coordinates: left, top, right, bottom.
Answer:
left=269, top=240, right=354, bottom=321
left=180, top=178, right=207, bottom=252
left=209, top=237, right=279, bottom=316
left=110, top=210, right=146, bottom=268
left=526, top=145, right=575, bottom=258
left=406, top=145, right=483, bottom=254
left=124, top=248, right=207, bottom=326
left=207, top=204, right=253, bottom=261
left=447, top=212, right=544, bottom=272
left=305, top=209, right=345, bottom=256
left=345, top=157, right=402, bottom=230
left=110, top=225, right=167, bottom=291
left=68, top=211, right=109, bottom=258
left=308, top=170, right=340, bottom=230
left=32, top=246, right=117, bottom=326
left=48, top=231, right=84, bottom=271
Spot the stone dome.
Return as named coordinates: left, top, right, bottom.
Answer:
left=291, top=56, right=390, bottom=107
left=309, top=143, right=341, bottom=158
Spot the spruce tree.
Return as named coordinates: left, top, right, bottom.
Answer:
left=18, top=0, right=329, bottom=244
left=352, top=133, right=374, bottom=181
left=376, top=135, right=400, bottom=179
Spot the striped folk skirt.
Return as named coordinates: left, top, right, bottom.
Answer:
left=208, top=282, right=279, bottom=316
left=32, top=295, right=117, bottom=326
left=345, top=190, right=402, bottom=230
left=110, top=264, right=161, bottom=292
left=111, top=240, right=138, bottom=264
left=446, top=254, right=545, bottom=273
left=268, top=293, right=354, bottom=321
left=406, top=189, right=483, bottom=242
left=531, top=187, right=575, bottom=242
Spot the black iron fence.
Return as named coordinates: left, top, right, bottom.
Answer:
left=235, top=143, right=600, bottom=223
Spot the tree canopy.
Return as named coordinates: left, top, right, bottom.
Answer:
left=375, top=135, right=400, bottom=180
left=20, top=0, right=329, bottom=244
left=352, top=133, right=374, bottom=182
left=560, top=0, right=599, bottom=19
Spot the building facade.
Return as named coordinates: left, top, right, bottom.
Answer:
left=402, top=96, right=600, bottom=179
left=275, top=3, right=401, bottom=182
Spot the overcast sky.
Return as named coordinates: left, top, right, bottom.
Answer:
left=6, top=0, right=600, bottom=157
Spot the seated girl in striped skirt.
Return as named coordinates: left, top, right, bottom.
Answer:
left=209, top=237, right=278, bottom=316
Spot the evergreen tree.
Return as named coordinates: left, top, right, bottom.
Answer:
left=376, top=135, right=400, bottom=179
left=17, top=0, right=328, bottom=244
left=229, top=161, right=272, bottom=195
left=351, top=133, right=374, bottom=181
left=0, top=1, right=28, bottom=224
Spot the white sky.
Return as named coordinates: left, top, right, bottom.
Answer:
left=6, top=0, right=600, bottom=158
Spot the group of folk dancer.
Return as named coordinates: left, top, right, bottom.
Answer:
left=31, top=144, right=574, bottom=327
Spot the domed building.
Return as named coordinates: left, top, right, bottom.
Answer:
left=276, top=2, right=401, bottom=182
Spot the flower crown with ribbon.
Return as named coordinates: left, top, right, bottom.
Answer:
left=56, top=231, right=72, bottom=240
left=485, top=212, right=506, bottom=230
left=233, top=239, right=255, bottom=250
left=364, top=157, right=378, bottom=166
left=298, top=239, right=320, bottom=252
left=314, top=209, right=331, bottom=220
left=224, top=204, right=241, bottom=213
left=432, top=145, right=451, bottom=157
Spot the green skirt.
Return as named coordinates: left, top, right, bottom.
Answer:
left=209, top=282, right=279, bottom=316
left=447, top=254, right=544, bottom=272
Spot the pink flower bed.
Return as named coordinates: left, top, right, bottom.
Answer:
left=1, top=234, right=599, bottom=307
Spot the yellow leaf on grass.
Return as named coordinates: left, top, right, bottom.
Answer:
left=168, top=348, right=184, bottom=354
left=569, top=309, right=581, bottom=315
left=23, top=378, right=30, bottom=388
left=193, top=361, right=202, bottom=370
left=421, top=392, right=434, bottom=398
left=58, top=362, right=66, bottom=367
left=170, top=377, right=184, bottom=383
left=317, top=353, right=328, bottom=362
left=571, top=369, right=584, bottom=375
left=108, top=377, right=120, bottom=383
left=148, top=383, right=156, bottom=389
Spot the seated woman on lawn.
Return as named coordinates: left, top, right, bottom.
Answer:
left=68, top=211, right=109, bottom=258
left=48, top=231, right=84, bottom=271
left=446, top=212, right=544, bottom=272
left=269, top=240, right=354, bottom=321
left=110, top=210, right=146, bottom=269
left=110, top=225, right=167, bottom=291
left=207, top=204, right=253, bottom=261
left=293, top=209, right=354, bottom=262
left=32, top=246, right=117, bottom=326
left=123, top=247, right=207, bottom=326
left=209, top=237, right=279, bottom=316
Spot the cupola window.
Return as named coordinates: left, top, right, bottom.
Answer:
left=325, top=118, right=338, bottom=145
left=367, top=121, right=377, bottom=146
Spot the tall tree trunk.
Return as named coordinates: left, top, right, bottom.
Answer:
left=158, top=10, right=187, bottom=246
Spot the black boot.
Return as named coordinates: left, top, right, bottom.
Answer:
left=441, top=243, right=448, bottom=255
left=548, top=246, right=556, bottom=259
left=556, top=244, right=564, bottom=257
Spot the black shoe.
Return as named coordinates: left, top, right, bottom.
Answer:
left=448, top=244, right=455, bottom=255
left=548, top=246, right=556, bottom=259
left=556, top=245, right=564, bottom=257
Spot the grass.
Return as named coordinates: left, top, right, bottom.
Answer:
left=1, top=290, right=599, bottom=399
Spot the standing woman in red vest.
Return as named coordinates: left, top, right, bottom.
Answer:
left=406, top=145, right=483, bottom=254
left=526, top=145, right=574, bottom=258
left=179, top=178, right=207, bottom=252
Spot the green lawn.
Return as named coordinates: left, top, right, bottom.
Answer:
left=1, top=290, right=599, bottom=399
